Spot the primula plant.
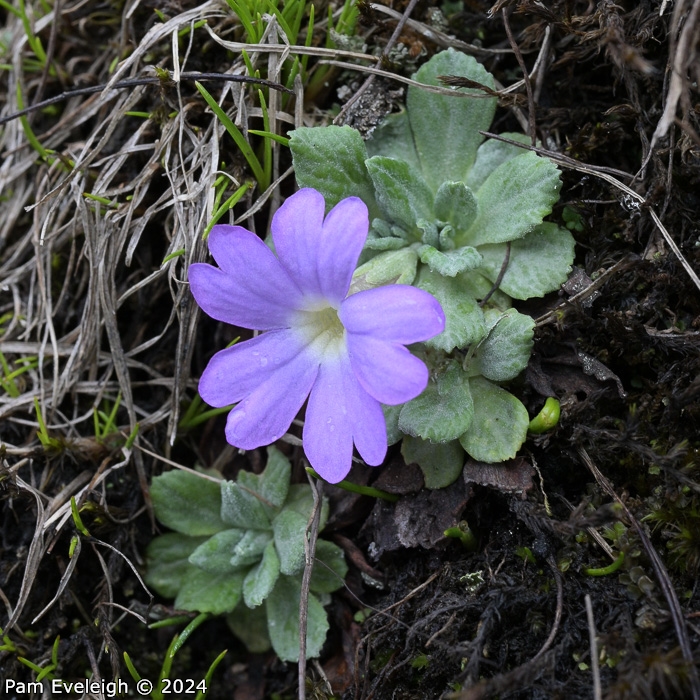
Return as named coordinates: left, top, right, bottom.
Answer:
left=145, top=448, right=348, bottom=662
left=188, top=187, right=444, bottom=484
left=290, top=49, right=576, bottom=487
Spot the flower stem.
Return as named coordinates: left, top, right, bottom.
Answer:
left=305, top=467, right=399, bottom=502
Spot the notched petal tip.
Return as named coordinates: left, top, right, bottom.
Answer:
left=206, top=224, right=258, bottom=271
left=303, top=355, right=387, bottom=483
left=221, top=349, right=320, bottom=450
left=324, top=195, right=369, bottom=228
left=189, top=224, right=305, bottom=329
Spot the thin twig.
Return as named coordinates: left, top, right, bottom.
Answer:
left=334, top=0, right=421, bottom=124
left=502, top=9, right=537, bottom=145
left=480, top=131, right=700, bottom=294
left=299, top=474, right=324, bottom=700
left=647, top=0, right=700, bottom=159
left=479, top=242, right=510, bottom=307
left=579, top=448, right=700, bottom=700
left=368, top=3, right=514, bottom=56
left=585, top=594, right=602, bottom=700
left=32, top=0, right=62, bottom=123
left=532, top=556, right=563, bottom=661
left=0, top=73, right=293, bottom=127
left=130, top=441, right=223, bottom=483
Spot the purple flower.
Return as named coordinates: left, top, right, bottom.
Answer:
left=188, top=188, right=445, bottom=483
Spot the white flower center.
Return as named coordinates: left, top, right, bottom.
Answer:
left=294, top=304, right=346, bottom=358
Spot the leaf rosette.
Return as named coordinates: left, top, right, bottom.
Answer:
left=290, top=49, right=575, bottom=485
left=145, top=447, right=347, bottom=662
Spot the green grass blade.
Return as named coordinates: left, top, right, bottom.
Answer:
left=168, top=613, right=210, bottom=657
left=203, top=182, right=252, bottom=239
left=241, top=49, right=256, bottom=80
left=70, top=497, right=91, bottom=537
left=179, top=404, right=233, bottom=430
left=16, top=83, right=52, bottom=161
left=301, top=4, right=315, bottom=75
left=196, top=649, right=228, bottom=700
left=123, top=651, right=142, bottom=682
left=225, top=0, right=260, bottom=43
left=161, top=248, right=185, bottom=265
left=266, top=0, right=293, bottom=41
left=195, top=82, right=267, bottom=190
left=257, top=90, right=272, bottom=186
left=103, top=392, right=122, bottom=434
left=0, top=0, right=22, bottom=18
left=247, top=130, right=290, bottom=147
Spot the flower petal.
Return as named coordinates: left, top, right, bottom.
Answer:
left=318, top=196, right=369, bottom=303
left=199, top=330, right=309, bottom=408
left=270, top=189, right=326, bottom=299
left=304, top=354, right=386, bottom=483
left=189, top=225, right=303, bottom=329
left=272, top=189, right=368, bottom=304
left=224, top=348, right=319, bottom=450
left=347, top=333, right=429, bottom=405
left=351, top=395, right=387, bottom=469
left=339, top=285, right=445, bottom=344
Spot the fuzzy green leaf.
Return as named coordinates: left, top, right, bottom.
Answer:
left=283, top=485, right=329, bottom=529
left=418, top=219, right=439, bottom=247
left=350, top=248, right=418, bottom=292
left=230, top=530, right=273, bottom=569
left=417, top=267, right=486, bottom=351
left=365, top=219, right=412, bottom=251
left=439, top=224, right=458, bottom=251
left=433, top=181, right=478, bottom=235
left=472, top=309, right=534, bottom=381
left=383, top=403, right=403, bottom=446
left=175, top=568, right=246, bottom=615
left=365, top=156, right=434, bottom=235
left=365, top=236, right=408, bottom=251
left=456, top=269, right=513, bottom=311
left=265, top=576, right=329, bottom=662
left=459, top=377, right=529, bottom=462
left=145, top=533, right=208, bottom=598
left=461, top=151, right=561, bottom=247
left=366, top=110, right=420, bottom=170
left=226, top=605, right=271, bottom=654
left=418, top=244, right=482, bottom=277
left=237, top=446, right=291, bottom=520
left=189, top=529, right=247, bottom=574
left=272, top=509, right=308, bottom=576
left=401, top=436, right=465, bottom=489
left=478, top=223, right=575, bottom=299
left=151, top=471, right=226, bottom=536
left=399, top=362, right=474, bottom=442
left=289, top=126, right=380, bottom=218
left=407, top=49, right=497, bottom=191
left=243, top=540, right=281, bottom=608
left=466, top=133, right=532, bottom=192
left=310, top=540, right=348, bottom=594
left=220, top=481, right=270, bottom=530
